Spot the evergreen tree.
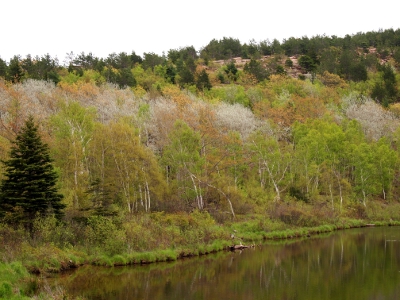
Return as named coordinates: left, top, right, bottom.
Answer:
left=243, top=59, right=269, bottom=82
left=0, top=116, right=65, bottom=224
left=0, top=58, right=7, bottom=78
left=196, top=69, right=212, bottom=91
left=7, top=55, right=24, bottom=83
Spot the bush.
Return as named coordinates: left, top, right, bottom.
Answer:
left=267, top=201, right=322, bottom=227
left=0, top=262, right=31, bottom=298
left=85, top=216, right=126, bottom=255
left=0, top=281, right=12, bottom=298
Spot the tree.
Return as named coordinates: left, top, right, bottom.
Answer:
left=249, top=131, right=292, bottom=202
left=348, top=62, right=367, bottom=82
left=89, top=121, right=165, bottom=214
left=293, top=120, right=349, bottom=210
left=319, top=46, right=340, bottom=74
left=51, top=102, right=95, bottom=210
left=116, top=68, right=136, bottom=88
left=7, top=55, right=24, bottom=83
left=162, top=120, right=205, bottom=210
left=0, top=58, right=7, bottom=78
left=243, top=59, right=269, bottom=82
left=349, top=142, right=376, bottom=206
left=196, top=69, right=212, bottom=91
left=0, top=116, right=65, bottom=225
left=142, top=52, right=166, bottom=70
left=200, top=37, right=242, bottom=60
left=298, top=55, right=316, bottom=73
left=371, top=64, right=398, bottom=106
left=177, top=66, right=195, bottom=88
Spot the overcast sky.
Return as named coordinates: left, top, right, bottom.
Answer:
left=1, top=0, right=399, bottom=64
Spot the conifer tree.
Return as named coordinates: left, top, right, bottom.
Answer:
left=0, top=116, right=65, bottom=223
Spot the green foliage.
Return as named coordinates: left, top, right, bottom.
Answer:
left=205, top=85, right=250, bottom=107
left=32, top=214, right=74, bottom=247
left=0, top=116, right=65, bottom=225
left=177, top=66, right=195, bottom=88
left=162, top=120, right=204, bottom=208
left=51, top=102, right=96, bottom=211
left=21, top=54, right=60, bottom=84
left=224, top=61, right=239, bottom=82
left=60, top=71, right=81, bottom=84
left=2, top=30, right=400, bottom=289
left=394, top=48, right=400, bottom=65
left=0, top=58, right=7, bottom=78
left=285, top=58, right=293, bottom=68
left=86, top=215, right=126, bottom=255
left=200, top=37, right=242, bottom=60
left=275, top=65, right=286, bottom=75
left=298, top=55, right=316, bottom=73
left=116, top=68, right=136, bottom=88
left=132, top=64, right=163, bottom=91
left=7, top=56, right=24, bottom=83
left=196, top=69, right=212, bottom=91
left=243, top=59, right=269, bottom=82
left=142, top=52, right=166, bottom=70
left=0, top=261, right=31, bottom=299
left=371, top=63, right=398, bottom=106
left=168, top=46, right=198, bottom=63
left=349, top=62, right=368, bottom=82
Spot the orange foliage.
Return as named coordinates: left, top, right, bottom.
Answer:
left=389, top=103, right=400, bottom=118
left=0, top=85, right=30, bottom=139
left=318, top=71, right=348, bottom=89
left=317, top=87, right=342, bottom=104
left=255, top=96, right=327, bottom=128
left=162, top=86, right=192, bottom=113
left=58, top=81, right=100, bottom=100
left=238, top=72, right=258, bottom=86
left=253, top=101, right=271, bottom=120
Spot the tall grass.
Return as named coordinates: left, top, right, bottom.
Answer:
left=0, top=261, right=35, bottom=299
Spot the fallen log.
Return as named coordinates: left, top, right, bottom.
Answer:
left=230, top=244, right=253, bottom=251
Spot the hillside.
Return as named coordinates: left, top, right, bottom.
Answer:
left=1, top=29, right=400, bottom=291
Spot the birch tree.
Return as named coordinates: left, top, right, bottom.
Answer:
left=249, top=131, right=292, bottom=202
left=89, top=120, right=165, bottom=213
left=51, top=101, right=95, bottom=210
left=162, top=120, right=205, bottom=210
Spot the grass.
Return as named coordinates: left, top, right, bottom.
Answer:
left=0, top=261, right=36, bottom=299
left=1, top=208, right=400, bottom=299
left=3, top=218, right=399, bottom=274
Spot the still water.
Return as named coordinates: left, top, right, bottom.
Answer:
left=48, top=226, right=400, bottom=300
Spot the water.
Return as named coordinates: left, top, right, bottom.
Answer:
left=47, top=226, right=400, bottom=300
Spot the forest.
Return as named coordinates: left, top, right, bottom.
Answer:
left=1, top=27, right=400, bottom=298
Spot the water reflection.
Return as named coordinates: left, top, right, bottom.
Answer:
left=49, top=227, right=400, bottom=300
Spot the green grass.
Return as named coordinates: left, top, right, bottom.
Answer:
left=111, top=254, right=127, bottom=266
left=0, top=261, right=35, bottom=299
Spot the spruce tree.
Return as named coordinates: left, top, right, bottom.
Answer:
left=0, top=116, right=65, bottom=223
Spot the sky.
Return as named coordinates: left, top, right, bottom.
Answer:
left=1, top=0, right=399, bottom=64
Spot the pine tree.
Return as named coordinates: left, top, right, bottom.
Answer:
left=0, top=116, right=65, bottom=224
left=196, top=69, right=212, bottom=91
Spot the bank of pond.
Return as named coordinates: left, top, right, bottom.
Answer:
left=0, top=220, right=400, bottom=299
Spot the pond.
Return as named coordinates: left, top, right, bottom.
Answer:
left=46, top=226, right=400, bottom=300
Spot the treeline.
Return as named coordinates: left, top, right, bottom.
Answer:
left=201, top=28, right=400, bottom=60
left=1, top=29, right=399, bottom=100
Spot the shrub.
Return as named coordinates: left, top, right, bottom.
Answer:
left=85, top=216, right=126, bottom=255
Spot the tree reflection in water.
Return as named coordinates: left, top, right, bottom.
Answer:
left=48, top=227, right=400, bottom=300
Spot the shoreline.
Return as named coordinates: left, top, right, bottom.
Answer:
left=2, top=218, right=399, bottom=299
left=27, top=219, right=400, bottom=274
